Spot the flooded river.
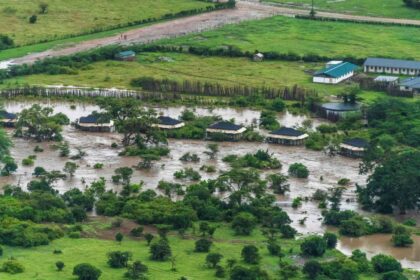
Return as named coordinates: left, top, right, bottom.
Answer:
left=1, top=100, right=419, bottom=269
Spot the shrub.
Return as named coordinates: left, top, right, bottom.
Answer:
left=73, top=263, right=102, bottom=280
left=215, top=265, right=226, bottom=278
left=280, top=224, right=297, bottom=239
left=392, top=233, right=413, bottom=247
left=267, top=241, right=281, bottom=256
left=381, top=271, right=408, bottom=280
left=93, top=163, right=104, bottom=169
left=29, top=14, right=37, bottom=24
left=107, top=251, right=132, bottom=268
left=231, top=212, right=256, bottom=236
left=303, top=260, right=323, bottom=279
left=53, top=249, right=62, bottom=254
left=1, top=260, right=25, bottom=274
left=150, top=239, right=172, bottom=261
left=402, top=218, right=416, bottom=227
left=0, top=246, right=2, bottom=256
left=323, top=232, right=338, bottom=249
left=371, top=254, right=402, bottom=273
left=300, top=235, right=327, bottom=257
left=68, top=231, right=81, bottom=239
left=241, top=245, right=260, bottom=264
left=130, top=226, right=144, bottom=237
left=22, top=157, right=35, bottom=166
left=206, top=253, right=223, bottom=268
left=288, top=163, right=309, bottom=178
left=56, top=261, right=65, bottom=271
left=195, top=239, right=212, bottom=253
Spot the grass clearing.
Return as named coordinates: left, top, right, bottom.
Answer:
left=158, top=15, right=420, bottom=60
left=0, top=0, right=213, bottom=46
left=262, top=0, right=420, bottom=19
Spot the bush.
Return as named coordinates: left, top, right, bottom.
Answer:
left=150, top=239, right=172, bottom=261
left=288, top=163, right=309, bottom=178
left=402, top=218, right=416, bottom=227
left=1, top=260, right=25, bottom=274
left=68, top=231, right=81, bottom=239
left=371, top=254, right=402, bottom=273
left=303, top=260, right=323, bottom=279
left=241, top=245, right=260, bottom=264
left=0, top=246, right=2, bottom=256
left=195, top=239, right=212, bottom=253
left=300, top=235, right=327, bottom=257
left=206, top=253, right=223, bottom=268
left=323, top=232, right=338, bottom=249
left=392, top=233, right=413, bottom=247
left=381, top=271, right=408, bottom=280
left=29, top=14, right=37, bottom=24
left=93, top=163, right=104, bottom=169
left=107, top=251, right=132, bottom=268
left=231, top=212, right=256, bottom=236
left=267, top=241, right=281, bottom=256
left=73, top=263, right=102, bottom=280
left=130, top=226, right=144, bottom=237
left=56, top=261, right=65, bottom=271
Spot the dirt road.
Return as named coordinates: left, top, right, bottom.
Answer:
left=6, top=1, right=420, bottom=66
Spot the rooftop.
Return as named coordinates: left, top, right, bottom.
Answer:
left=158, top=116, right=183, bottom=126
left=314, top=62, right=358, bottom=78
left=0, top=111, right=17, bottom=119
left=321, top=102, right=360, bottom=112
left=400, top=77, right=420, bottom=89
left=117, top=50, right=136, bottom=57
left=374, top=76, right=399, bottom=82
left=364, top=57, right=420, bottom=70
left=270, top=127, right=305, bottom=137
left=208, top=121, right=244, bottom=131
left=79, top=114, right=110, bottom=124
left=342, top=138, right=369, bottom=148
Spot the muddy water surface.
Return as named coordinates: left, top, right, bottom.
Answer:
left=2, top=100, right=420, bottom=269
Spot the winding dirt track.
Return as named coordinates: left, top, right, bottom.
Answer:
left=7, top=1, right=420, bottom=66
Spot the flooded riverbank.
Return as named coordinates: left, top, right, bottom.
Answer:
left=2, top=99, right=420, bottom=269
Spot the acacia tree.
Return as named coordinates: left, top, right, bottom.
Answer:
left=267, top=174, right=290, bottom=195
left=357, top=150, right=420, bottom=214
left=97, top=99, right=164, bottom=147
left=14, top=105, right=69, bottom=141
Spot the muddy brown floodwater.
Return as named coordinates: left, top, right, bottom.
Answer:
left=1, top=100, right=420, bottom=269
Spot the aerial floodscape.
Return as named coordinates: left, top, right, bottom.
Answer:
left=0, top=0, right=419, bottom=279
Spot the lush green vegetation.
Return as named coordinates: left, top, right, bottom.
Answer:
left=158, top=16, right=420, bottom=60
left=263, top=0, right=420, bottom=19
left=0, top=0, right=214, bottom=45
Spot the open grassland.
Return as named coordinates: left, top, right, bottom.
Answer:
left=0, top=52, right=402, bottom=103
left=0, top=222, right=322, bottom=280
left=158, top=16, right=420, bottom=60
left=262, top=0, right=420, bottom=19
left=0, top=0, right=213, bottom=46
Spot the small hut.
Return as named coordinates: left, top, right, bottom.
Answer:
left=339, top=138, right=368, bottom=158
left=115, top=50, right=136, bottom=61
left=318, top=102, right=361, bottom=121
left=0, top=111, right=17, bottom=127
left=75, top=114, right=114, bottom=132
left=253, top=53, right=264, bottom=62
left=152, top=116, right=185, bottom=130
left=267, top=127, right=308, bottom=146
left=206, top=121, right=246, bottom=141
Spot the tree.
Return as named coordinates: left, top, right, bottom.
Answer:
left=267, top=174, right=290, bottom=195
left=206, top=253, right=223, bottom=268
left=56, top=261, right=65, bottom=271
left=278, top=261, right=299, bottom=280
left=195, top=239, right=212, bottom=252
left=267, top=241, right=281, bottom=256
left=350, top=249, right=370, bottom=272
left=357, top=150, right=420, bottom=214
left=232, top=212, right=256, bottom=236
left=115, top=232, right=124, bottom=243
left=63, top=161, right=79, bottom=178
left=124, top=261, right=148, bottom=279
left=241, top=245, right=259, bottom=264
left=381, top=271, right=408, bottom=280
left=0, top=126, right=11, bottom=161
left=230, top=266, right=265, bottom=280
left=107, top=251, right=132, bottom=268
left=145, top=233, right=154, bottom=246
left=328, top=187, right=344, bottom=211
left=29, top=14, right=37, bottom=24
left=1, top=156, right=17, bottom=176
left=14, top=105, right=68, bottom=141
left=371, top=254, right=402, bottom=273
left=303, top=260, right=322, bottom=279
left=204, top=143, right=219, bottom=159
left=288, top=163, right=309, bottom=178
left=39, top=2, right=49, bottom=13
left=300, top=235, right=327, bottom=257
left=150, top=239, right=172, bottom=261
left=391, top=226, right=413, bottom=247
left=73, top=263, right=102, bottom=280
left=280, top=224, right=297, bottom=239
left=114, top=167, right=133, bottom=186
left=323, top=232, right=338, bottom=249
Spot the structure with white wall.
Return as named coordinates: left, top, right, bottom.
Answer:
left=313, top=62, right=357, bottom=84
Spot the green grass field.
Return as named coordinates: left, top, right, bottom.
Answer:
left=0, top=52, right=403, bottom=104
left=0, top=222, right=317, bottom=280
left=262, top=0, right=420, bottom=19
left=158, top=16, right=420, bottom=60
left=0, top=0, right=213, bottom=46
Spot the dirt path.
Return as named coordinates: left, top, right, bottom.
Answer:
left=6, top=1, right=420, bottom=66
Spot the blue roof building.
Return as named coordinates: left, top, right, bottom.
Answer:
left=313, top=62, right=358, bottom=84
left=364, top=58, right=420, bottom=76
left=399, top=77, right=420, bottom=94
left=152, top=116, right=185, bottom=129
left=115, top=50, right=136, bottom=61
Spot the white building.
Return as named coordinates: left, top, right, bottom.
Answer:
left=363, top=58, right=420, bottom=75
left=313, top=62, right=358, bottom=84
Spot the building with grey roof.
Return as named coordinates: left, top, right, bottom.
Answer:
left=399, top=77, right=420, bottom=94
left=364, top=58, right=420, bottom=75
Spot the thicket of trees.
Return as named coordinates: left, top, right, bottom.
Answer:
left=403, top=0, right=420, bottom=8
